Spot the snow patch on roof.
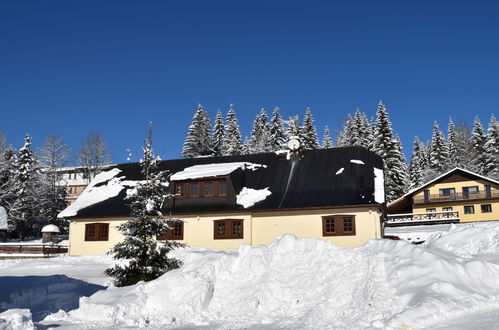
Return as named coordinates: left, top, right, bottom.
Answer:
left=170, top=162, right=267, bottom=181
left=236, top=187, right=272, bottom=208
left=350, top=159, right=365, bottom=165
left=374, top=167, right=385, bottom=203
left=0, top=206, right=7, bottom=230
left=335, top=168, right=344, bottom=175
left=58, top=168, right=136, bottom=218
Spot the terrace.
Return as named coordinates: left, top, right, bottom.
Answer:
left=385, top=210, right=460, bottom=227
left=413, top=190, right=499, bottom=205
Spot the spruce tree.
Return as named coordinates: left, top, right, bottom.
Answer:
left=221, top=104, right=242, bottom=155
left=301, top=107, right=320, bottom=149
left=322, top=126, right=333, bottom=149
left=454, top=121, right=473, bottom=170
left=409, top=136, right=426, bottom=189
left=336, top=114, right=354, bottom=147
left=106, top=124, right=183, bottom=287
left=352, top=108, right=369, bottom=147
left=429, top=121, right=448, bottom=173
left=0, top=148, right=16, bottom=213
left=269, top=106, right=286, bottom=151
left=484, top=114, right=499, bottom=179
left=285, top=115, right=301, bottom=142
left=250, top=108, right=271, bottom=153
left=471, top=116, right=487, bottom=175
left=181, top=104, right=212, bottom=158
left=212, top=109, right=225, bottom=156
left=447, top=117, right=458, bottom=169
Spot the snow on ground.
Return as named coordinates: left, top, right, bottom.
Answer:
left=3, top=223, right=499, bottom=329
left=236, top=187, right=272, bottom=208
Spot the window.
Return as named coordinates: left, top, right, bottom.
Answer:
left=485, top=185, right=491, bottom=197
left=322, top=215, right=356, bottom=236
left=214, top=219, right=244, bottom=239
left=464, top=205, right=475, bottom=214
left=439, top=188, right=455, bottom=196
left=481, top=204, right=492, bottom=213
left=175, top=183, right=185, bottom=197
left=463, top=186, right=479, bottom=198
left=426, top=208, right=436, bottom=213
left=424, top=190, right=430, bottom=201
left=218, top=181, right=227, bottom=196
left=190, top=183, right=199, bottom=197
left=442, top=207, right=453, bottom=211
left=157, top=221, right=184, bottom=240
left=204, top=182, right=214, bottom=197
left=85, top=223, right=109, bottom=241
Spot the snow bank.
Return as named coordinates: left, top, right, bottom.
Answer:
left=0, top=309, right=34, bottom=330
left=58, top=168, right=137, bottom=218
left=170, top=162, right=267, bottom=181
left=0, top=206, right=7, bottom=230
left=236, top=187, right=272, bottom=208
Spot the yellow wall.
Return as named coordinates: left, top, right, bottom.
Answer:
left=412, top=179, right=499, bottom=223
left=69, top=207, right=382, bottom=256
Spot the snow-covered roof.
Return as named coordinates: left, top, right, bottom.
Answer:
left=41, top=224, right=60, bottom=233
left=388, top=167, right=499, bottom=208
left=170, top=162, right=267, bottom=181
left=0, top=206, right=7, bottom=230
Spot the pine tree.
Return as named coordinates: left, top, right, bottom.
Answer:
left=241, top=136, right=251, bottom=155
left=409, top=136, right=426, bottom=189
left=484, top=114, right=499, bottom=179
left=269, top=106, right=286, bottom=151
left=301, top=108, right=320, bottom=149
left=352, top=108, right=369, bottom=147
left=8, top=135, right=47, bottom=239
left=447, top=117, right=458, bottom=169
left=372, top=101, right=408, bottom=201
left=366, top=117, right=376, bottom=152
left=181, top=104, right=212, bottom=158
left=285, top=115, right=301, bottom=142
left=429, top=121, right=448, bottom=173
left=212, top=109, right=225, bottom=156
left=221, top=104, right=242, bottom=155
left=106, top=123, right=184, bottom=287
left=250, top=108, right=271, bottom=153
left=0, top=148, right=16, bottom=212
left=454, top=121, right=473, bottom=170
left=322, top=126, right=333, bottom=149
left=471, top=116, right=487, bottom=175
left=336, top=114, right=354, bottom=147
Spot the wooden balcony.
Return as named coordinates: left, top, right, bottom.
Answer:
left=413, top=190, right=499, bottom=205
left=385, top=210, right=460, bottom=227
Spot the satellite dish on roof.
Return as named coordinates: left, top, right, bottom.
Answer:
left=287, top=137, right=300, bottom=151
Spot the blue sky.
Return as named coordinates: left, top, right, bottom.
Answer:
left=1, top=0, right=498, bottom=163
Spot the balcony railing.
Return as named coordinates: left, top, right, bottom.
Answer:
left=385, top=210, right=460, bottom=225
left=413, top=190, right=499, bottom=205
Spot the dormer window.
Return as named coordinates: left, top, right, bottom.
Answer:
left=175, top=179, right=228, bottom=198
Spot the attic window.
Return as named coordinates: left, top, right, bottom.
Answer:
left=175, top=179, right=228, bottom=198
left=322, top=215, right=356, bottom=236
left=214, top=219, right=243, bottom=239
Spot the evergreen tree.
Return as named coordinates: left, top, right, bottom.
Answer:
left=471, top=116, right=487, bottom=175
left=336, top=114, right=354, bottom=147
left=454, top=121, right=473, bottom=170
left=447, top=117, right=458, bottom=169
left=352, top=108, right=369, bottom=147
left=8, top=135, right=47, bottom=239
left=0, top=148, right=16, bottom=212
left=366, top=116, right=376, bottom=152
left=269, top=106, right=286, bottom=151
left=250, top=108, right=271, bottom=153
left=221, top=104, right=242, bottom=155
left=301, top=108, right=320, bottom=149
left=285, top=115, right=301, bottom=142
left=429, top=121, right=448, bottom=173
left=409, top=136, right=426, bottom=189
left=241, top=136, right=251, bottom=155
left=212, top=109, right=225, bottom=156
left=322, top=126, right=333, bottom=149
left=181, top=104, right=212, bottom=158
left=106, top=124, right=183, bottom=287
left=372, top=101, right=408, bottom=201
left=484, top=114, right=499, bottom=179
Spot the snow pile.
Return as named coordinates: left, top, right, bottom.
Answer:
left=236, top=187, right=272, bottom=208
left=54, top=235, right=397, bottom=328
left=170, top=162, right=267, bottom=181
left=58, top=168, right=137, bottom=218
left=0, top=309, right=34, bottom=330
left=0, top=206, right=7, bottom=230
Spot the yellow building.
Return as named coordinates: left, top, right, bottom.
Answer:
left=386, top=168, right=499, bottom=226
left=61, top=147, right=387, bottom=256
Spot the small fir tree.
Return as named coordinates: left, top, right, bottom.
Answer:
left=106, top=124, right=184, bottom=287
left=285, top=115, right=301, bottom=142
left=322, top=126, right=333, bottom=149
left=181, top=104, right=212, bottom=158
left=301, top=107, right=320, bottom=149
left=470, top=116, right=487, bottom=175
left=221, top=104, right=242, bottom=155
left=212, top=109, right=225, bottom=156
left=269, top=106, right=286, bottom=151
left=409, top=136, right=426, bottom=189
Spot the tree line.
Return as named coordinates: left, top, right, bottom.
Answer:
left=0, top=132, right=112, bottom=239
left=181, top=102, right=498, bottom=202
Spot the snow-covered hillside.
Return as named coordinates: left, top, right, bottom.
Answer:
left=2, top=223, right=499, bottom=329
